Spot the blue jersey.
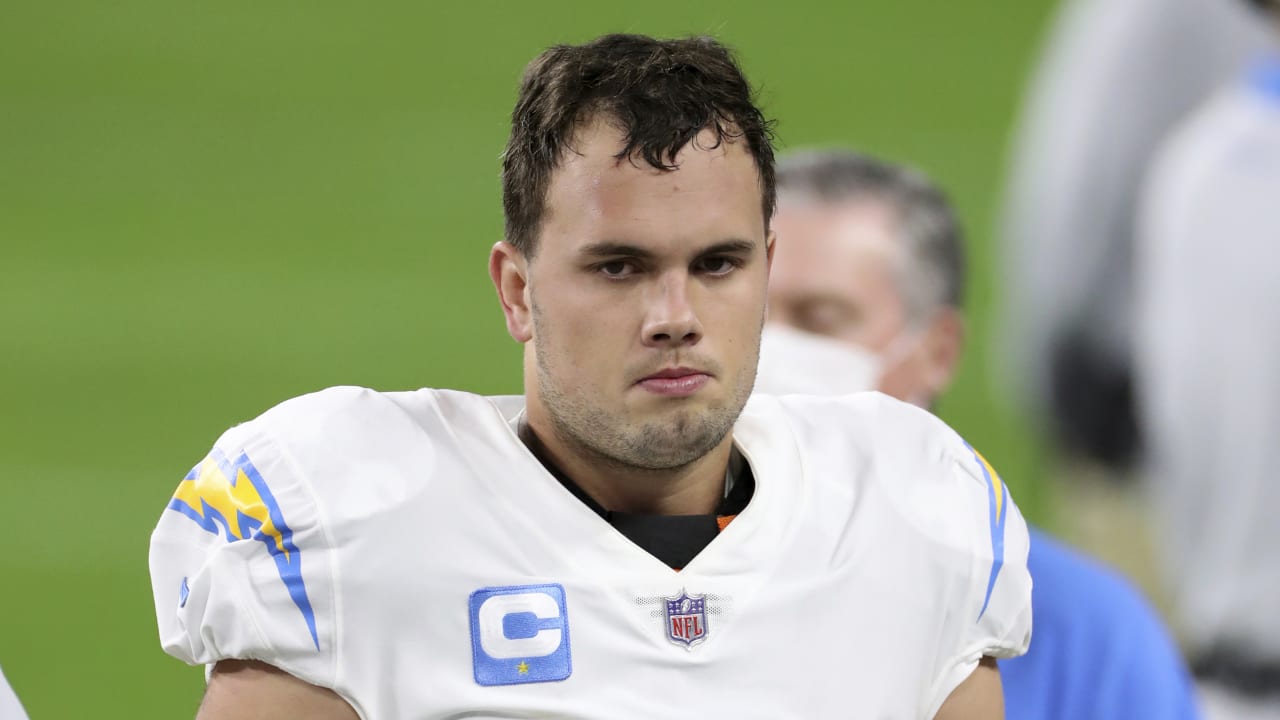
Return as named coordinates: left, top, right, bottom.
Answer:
left=1002, top=528, right=1200, bottom=719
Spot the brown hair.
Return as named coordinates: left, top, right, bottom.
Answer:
left=502, top=34, right=777, bottom=256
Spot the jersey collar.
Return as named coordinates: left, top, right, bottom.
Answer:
left=473, top=391, right=802, bottom=580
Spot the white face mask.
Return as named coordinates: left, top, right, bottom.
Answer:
left=754, top=324, right=883, bottom=397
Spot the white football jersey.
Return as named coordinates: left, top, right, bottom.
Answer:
left=0, top=665, right=27, bottom=720
left=149, top=387, right=1031, bottom=719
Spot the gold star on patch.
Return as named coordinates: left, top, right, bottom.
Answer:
left=516, top=661, right=530, bottom=675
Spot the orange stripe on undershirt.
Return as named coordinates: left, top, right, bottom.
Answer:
left=716, top=514, right=737, bottom=532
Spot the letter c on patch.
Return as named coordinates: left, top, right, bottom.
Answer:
left=477, top=591, right=563, bottom=658
left=468, top=583, right=572, bottom=686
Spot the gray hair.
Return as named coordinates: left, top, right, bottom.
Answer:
left=775, top=149, right=965, bottom=324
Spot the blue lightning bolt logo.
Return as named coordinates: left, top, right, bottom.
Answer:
left=966, top=442, right=1007, bottom=623
left=168, top=448, right=319, bottom=649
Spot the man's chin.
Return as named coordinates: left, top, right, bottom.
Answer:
left=624, top=395, right=713, bottom=428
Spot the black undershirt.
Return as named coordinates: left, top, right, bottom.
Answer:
left=520, top=426, right=755, bottom=569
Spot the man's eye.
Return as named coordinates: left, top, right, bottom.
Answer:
left=696, top=256, right=739, bottom=276
left=598, top=260, right=634, bottom=278
left=796, top=304, right=856, bottom=337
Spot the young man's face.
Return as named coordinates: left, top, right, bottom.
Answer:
left=520, top=119, right=772, bottom=470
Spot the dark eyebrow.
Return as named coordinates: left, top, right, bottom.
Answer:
left=579, top=242, right=657, bottom=259
left=697, top=239, right=757, bottom=256
left=578, top=239, right=757, bottom=258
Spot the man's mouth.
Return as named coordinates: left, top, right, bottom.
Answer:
left=636, top=367, right=711, bottom=397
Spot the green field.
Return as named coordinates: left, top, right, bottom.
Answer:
left=1, top=1, right=1059, bottom=715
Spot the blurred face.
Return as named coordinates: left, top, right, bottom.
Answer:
left=769, top=199, right=947, bottom=404
left=769, top=200, right=908, bottom=350
left=512, top=120, right=772, bottom=470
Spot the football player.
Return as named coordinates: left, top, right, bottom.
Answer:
left=150, top=34, right=1031, bottom=718
left=762, top=149, right=1200, bottom=719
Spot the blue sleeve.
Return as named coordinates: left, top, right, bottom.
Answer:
left=1000, top=529, right=1201, bottom=720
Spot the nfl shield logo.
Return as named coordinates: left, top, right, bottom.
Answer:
left=664, top=589, right=708, bottom=649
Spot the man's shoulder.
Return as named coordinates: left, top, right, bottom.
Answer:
left=193, top=385, right=515, bottom=518
left=246, top=384, right=430, bottom=436
left=745, top=392, right=1018, bottom=553
left=237, top=385, right=506, bottom=453
left=149, top=385, right=519, bottom=671
left=752, top=391, right=979, bottom=480
left=752, top=388, right=943, bottom=430
left=747, top=394, right=1034, bottom=689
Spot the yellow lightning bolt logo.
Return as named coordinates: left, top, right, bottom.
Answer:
left=172, top=453, right=287, bottom=553
left=168, top=448, right=319, bottom=648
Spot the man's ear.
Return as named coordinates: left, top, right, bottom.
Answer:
left=922, top=307, right=965, bottom=397
left=764, top=229, right=777, bottom=274
left=489, top=241, right=533, bottom=343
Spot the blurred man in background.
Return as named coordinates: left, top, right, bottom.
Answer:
left=1135, top=3, right=1280, bottom=717
left=998, top=0, right=1267, bottom=470
left=760, top=149, right=1200, bottom=720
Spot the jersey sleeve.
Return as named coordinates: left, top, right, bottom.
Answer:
left=148, top=415, right=337, bottom=688
left=0, top=664, right=28, bottom=720
left=922, top=437, right=1033, bottom=717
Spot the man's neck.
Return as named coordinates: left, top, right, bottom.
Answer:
left=519, top=414, right=733, bottom=517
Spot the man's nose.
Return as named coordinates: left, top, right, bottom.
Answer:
left=641, top=272, right=703, bottom=348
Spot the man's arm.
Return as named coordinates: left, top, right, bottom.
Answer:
left=197, top=660, right=358, bottom=720
left=934, top=656, right=1002, bottom=720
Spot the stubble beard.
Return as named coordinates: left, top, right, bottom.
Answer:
left=531, top=303, right=757, bottom=473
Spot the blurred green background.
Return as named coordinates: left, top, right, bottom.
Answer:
left=1, top=1, right=1060, bottom=715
